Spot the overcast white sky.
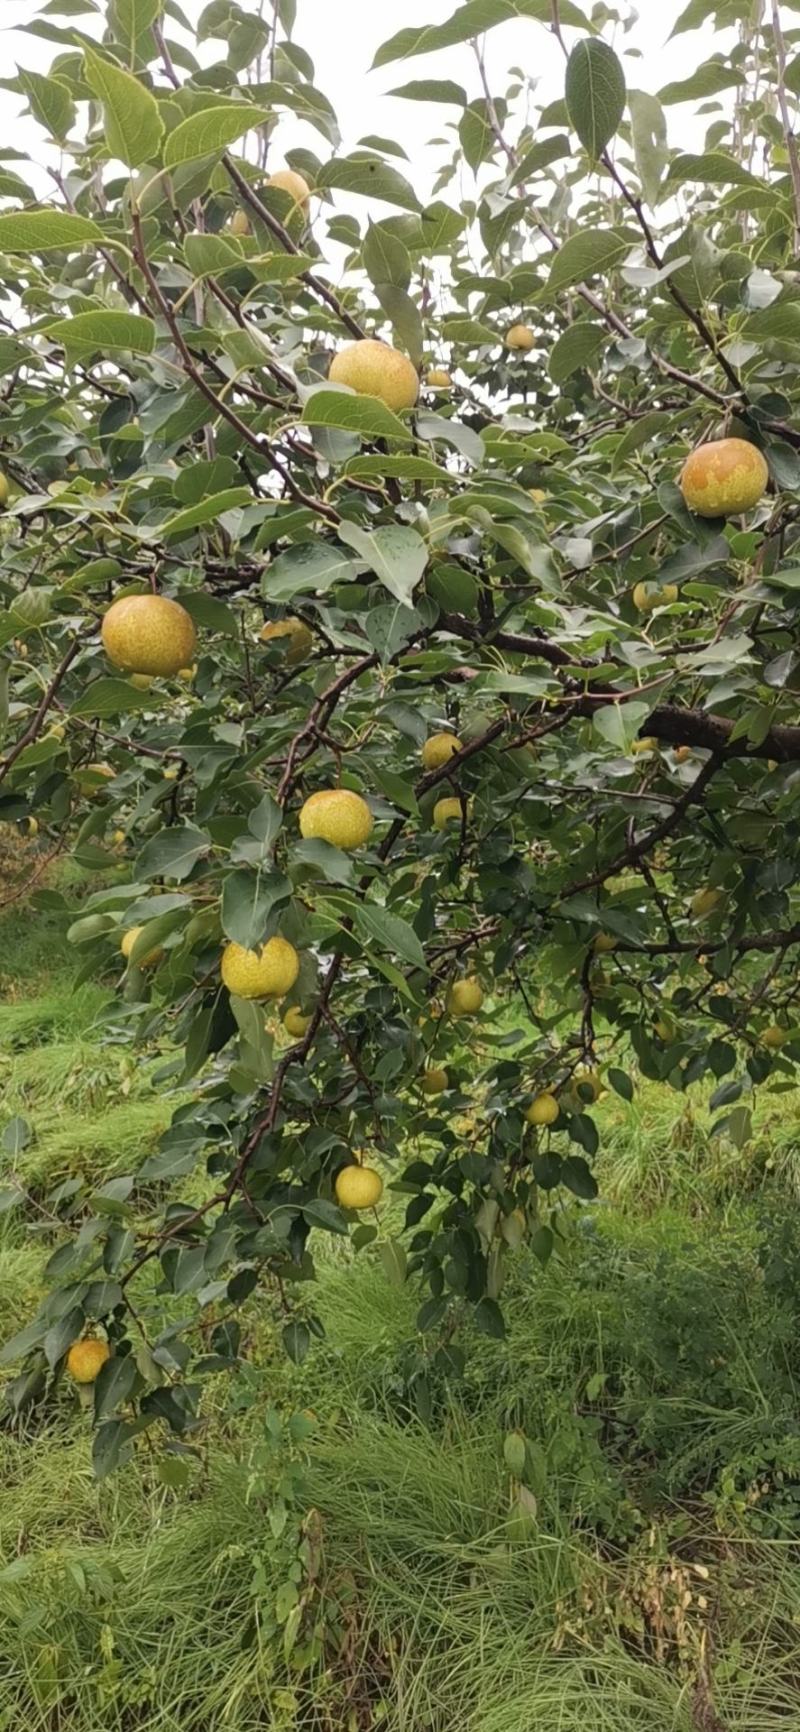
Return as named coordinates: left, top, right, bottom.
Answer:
left=2, top=0, right=730, bottom=198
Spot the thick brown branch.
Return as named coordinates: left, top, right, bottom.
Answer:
left=616, top=923, right=800, bottom=959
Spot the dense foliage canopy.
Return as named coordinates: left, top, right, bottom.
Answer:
left=3, top=0, right=800, bottom=1474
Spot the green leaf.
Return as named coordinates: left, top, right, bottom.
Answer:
left=373, top=284, right=424, bottom=366
left=671, top=0, right=725, bottom=32
left=0, top=211, right=103, bottom=252
left=173, top=457, right=241, bottom=506
left=548, top=321, right=606, bottom=384
left=504, top=1429, right=527, bottom=1477
left=389, top=79, right=467, bottom=104
left=92, top=1419, right=129, bottom=1481
left=159, top=489, right=252, bottom=539
left=659, top=62, right=742, bottom=105
left=247, top=251, right=317, bottom=283
left=379, top=1238, right=408, bottom=1288
left=345, top=454, right=450, bottom=483
left=282, top=1319, right=311, bottom=1364
left=611, top=411, right=671, bottom=471
left=248, top=792, right=283, bottom=846
left=163, top=104, right=270, bottom=170
left=128, top=909, right=186, bottom=965
left=354, top=904, right=427, bottom=970
left=221, top=869, right=290, bottom=948
left=18, top=69, right=75, bottom=141
left=84, top=47, right=164, bottom=168
left=363, top=221, right=411, bottom=291
left=43, top=310, right=156, bottom=364
left=3, top=1115, right=31, bottom=1154
left=94, top=1352, right=138, bottom=1420
left=108, top=0, right=162, bottom=46
left=743, top=300, right=800, bottom=343
left=426, top=563, right=480, bottom=616
left=565, top=39, right=626, bottom=160
left=607, top=1067, right=634, bottom=1102
left=416, top=410, right=484, bottom=467
left=473, top=1296, right=505, bottom=1339
left=183, top=231, right=242, bottom=278
left=44, top=1305, right=85, bottom=1369
left=70, top=677, right=156, bottom=719
left=561, top=1154, right=598, bottom=1200
left=136, top=825, right=210, bottom=883
left=302, top=386, right=413, bottom=442
left=373, top=2, right=588, bottom=69
left=629, top=89, right=668, bottom=207
left=293, top=838, right=356, bottom=884
left=665, top=152, right=761, bottom=190
left=592, top=701, right=652, bottom=753
left=228, top=993, right=274, bottom=1082
left=0, top=1316, right=47, bottom=1368
left=263, top=540, right=359, bottom=604
left=318, top=155, right=421, bottom=213
left=336, top=522, right=428, bottom=606
left=547, top=228, right=635, bottom=295
left=459, top=98, right=502, bottom=173
left=304, top=1199, right=350, bottom=1235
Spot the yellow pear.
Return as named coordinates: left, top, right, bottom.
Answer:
left=446, top=977, right=483, bottom=1017
left=335, top=1165, right=383, bottom=1209
left=525, top=1093, right=559, bottom=1127
left=260, top=617, right=313, bottom=664
left=690, top=887, right=723, bottom=919
left=680, top=437, right=768, bottom=518
left=632, top=581, right=679, bottom=613
left=120, top=926, right=164, bottom=968
left=433, top=797, right=467, bottom=831
left=221, top=937, right=300, bottom=1000
left=266, top=167, right=311, bottom=208
left=422, top=731, right=462, bottom=770
left=102, top=594, right=197, bottom=678
left=299, top=789, right=373, bottom=850
left=67, top=1339, right=110, bottom=1383
left=420, top=1066, right=448, bottom=1095
left=328, top=338, right=418, bottom=411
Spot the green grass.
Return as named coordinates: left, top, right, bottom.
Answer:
left=3, top=874, right=800, bottom=1729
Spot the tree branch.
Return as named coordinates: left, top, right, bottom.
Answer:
left=771, top=0, right=800, bottom=250
left=130, top=210, right=339, bottom=524
left=0, top=637, right=81, bottom=788
left=560, top=752, right=723, bottom=898
left=222, top=155, right=367, bottom=342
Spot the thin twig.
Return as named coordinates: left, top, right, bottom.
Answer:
left=771, top=0, right=800, bottom=249
left=0, top=637, right=81, bottom=788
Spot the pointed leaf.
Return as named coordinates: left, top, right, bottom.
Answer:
left=163, top=104, right=271, bottom=169
left=84, top=47, right=164, bottom=168
left=337, top=521, right=428, bottom=606
left=566, top=38, right=626, bottom=160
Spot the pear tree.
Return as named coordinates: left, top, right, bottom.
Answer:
left=2, top=0, right=800, bottom=1471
